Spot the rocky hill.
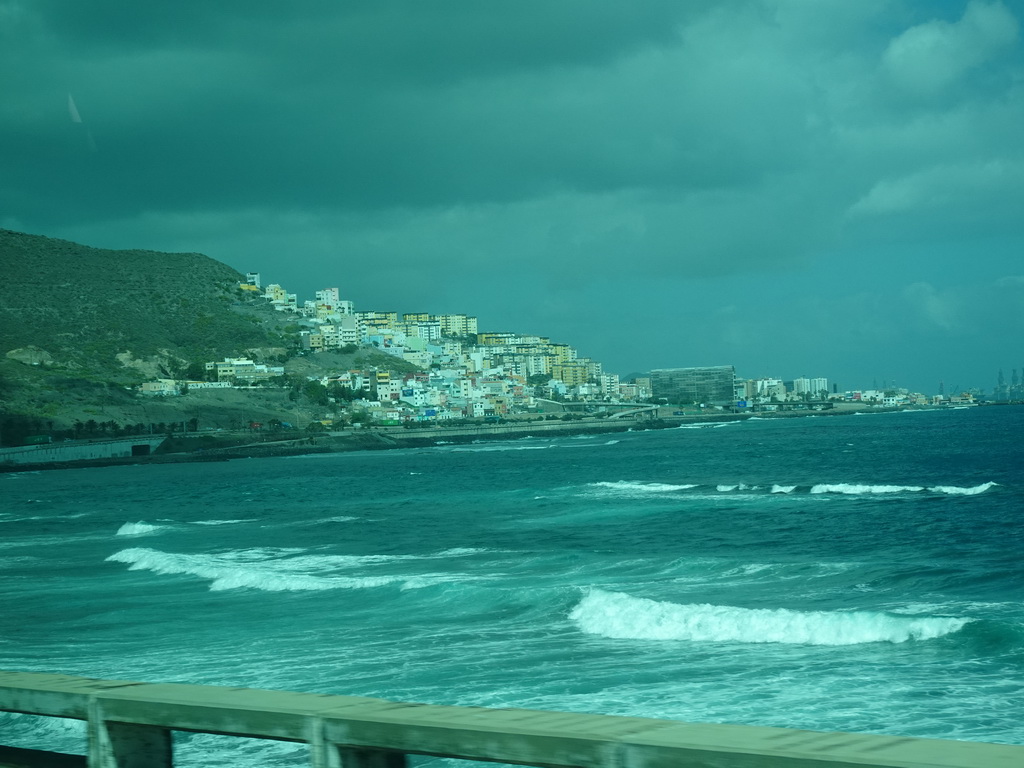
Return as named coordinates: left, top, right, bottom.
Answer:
left=0, top=229, right=284, bottom=372
left=0, top=230, right=413, bottom=445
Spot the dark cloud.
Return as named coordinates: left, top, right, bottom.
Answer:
left=2, top=0, right=1022, bottom=393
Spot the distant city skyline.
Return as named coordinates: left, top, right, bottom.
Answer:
left=3, top=1, right=1022, bottom=394
left=246, top=271, right=999, bottom=397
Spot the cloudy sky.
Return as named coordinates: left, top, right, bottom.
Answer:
left=3, top=1, right=1023, bottom=393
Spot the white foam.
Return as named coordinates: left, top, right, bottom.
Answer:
left=105, top=547, right=457, bottom=592
left=928, top=482, right=997, bottom=495
left=569, top=590, right=969, bottom=645
left=676, top=421, right=741, bottom=430
left=191, top=519, right=254, bottom=526
left=588, top=481, right=698, bottom=495
left=452, top=444, right=551, bottom=452
left=716, top=483, right=756, bottom=492
left=721, top=563, right=775, bottom=577
left=2, top=512, right=90, bottom=523
left=770, top=485, right=797, bottom=494
left=437, top=547, right=489, bottom=556
left=104, top=546, right=478, bottom=592
left=116, top=522, right=166, bottom=536
left=562, top=439, right=622, bottom=451
left=810, top=484, right=924, bottom=495
left=808, top=482, right=997, bottom=496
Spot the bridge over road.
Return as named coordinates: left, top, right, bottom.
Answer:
left=1, top=670, right=1020, bottom=767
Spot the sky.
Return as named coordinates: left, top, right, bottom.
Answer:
left=2, top=0, right=1023, bottom=394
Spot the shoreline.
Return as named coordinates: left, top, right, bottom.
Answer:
left=0, top=403, right=942, bottom=473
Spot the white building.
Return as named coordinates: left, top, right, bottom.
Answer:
left=315, top=288, right=340, bottom=307
left=321, top=316, right=360, bottom=348
left=755, top=378, right=786, bottom=401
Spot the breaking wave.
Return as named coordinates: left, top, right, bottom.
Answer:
left=810, top=482, right=997, bottom=496
left=582, top=481, right=995, bottom=497
left=811, top=484, right=924, bottom=494
left=929, top=482, right=998, bottom=495
left=105, top=547, right=467, bottom=592
left=676, top=421, right=742, bottom=430
left=452, top=444, right=551, bottom=452
left=191, top=519, right=254, bottom=526
left=115, top=522, right=166, bottom=536
left=570, top=590, right=969, bottom=645
left=586, top=481, right=698, bottom=496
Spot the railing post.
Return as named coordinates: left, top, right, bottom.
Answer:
left=337, top=748, right=407, bottom=768
left=87, top=699, right=172, bottom=768
left=308, top=717, right=340, bottom=768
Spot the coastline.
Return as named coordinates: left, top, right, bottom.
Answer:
left=0, top=402, right=938, bottom=473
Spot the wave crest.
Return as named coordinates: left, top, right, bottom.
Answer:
left=587, top=481, right=698, bottom=496
left=105, top=547, right=452, bottom=592
left=811, top=484, right=924, bottom=495
left=115, top=522, right=165, bottom=536
left=810, top=482, right=996, bottom=496
left=929, top=482, right=998, bottom=495
left=569, top=590, right=969, bottom=645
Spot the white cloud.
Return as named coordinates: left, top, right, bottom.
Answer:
left=882, top=1, right=1019, bottom=94
left=847, top=159, right=1020, bottom=216
left=904, top=282, right=959, bottom=331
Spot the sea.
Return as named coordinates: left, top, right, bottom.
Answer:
left=1, top=406, right=1022, bottom=765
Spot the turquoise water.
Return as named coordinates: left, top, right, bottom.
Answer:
left=2, top=407, right=1022, bottom=764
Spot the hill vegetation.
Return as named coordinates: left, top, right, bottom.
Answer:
left=0, top=229, right=283, bottom=374
left=0, top=229, right=417, bottom=444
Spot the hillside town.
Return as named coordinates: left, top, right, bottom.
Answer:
left=138, top=273, right=972, bottom=427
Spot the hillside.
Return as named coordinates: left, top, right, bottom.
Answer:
left=0, top=230, right=418, bottom=444
left=0, top=229, right=283, bottom=373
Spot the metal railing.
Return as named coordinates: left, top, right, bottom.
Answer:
left=1, top=670, right=1021, bottom=768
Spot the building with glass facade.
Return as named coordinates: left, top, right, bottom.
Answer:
left=650, top=365, right=736, bottom=406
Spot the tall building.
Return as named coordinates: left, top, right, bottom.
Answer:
left=315, top=288, right=340, bottom=307
left=793, top=377, right=829, bottom=397
left=435, top=314, right=478, bottom=337
left=651, top=366, right=736, bottom=405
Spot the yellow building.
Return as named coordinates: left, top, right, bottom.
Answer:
left=476, top=332, right=517, bottom=346
left=435, top=314, right=478, bottom=337
left=356, top=311, right=399, bottom=329
left=549, top=344, right=577, bottom=364
left=551, top=361, right=590, bottom=387
left=263, top=284, right=288, bottom=302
